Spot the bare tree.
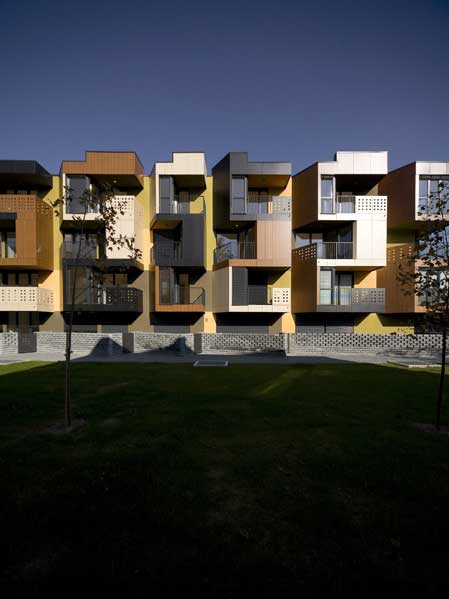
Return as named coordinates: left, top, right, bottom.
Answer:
left=398, top=180, right=449, bottom=430
left=52, top=184, right=142, bottom=430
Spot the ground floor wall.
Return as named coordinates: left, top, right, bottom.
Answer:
left=0, top=311, right=422, bottom=335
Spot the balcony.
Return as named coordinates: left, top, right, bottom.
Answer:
left=159, top=195, right=205, bottom=215
left=0, top=286, right=54, bottom=312
left=151, top=242, right=182, bottom=265
left=231, top=195, right=291, bottom=217
left=293, top=242, right=354, bottom=261
left=320, top=195, right=387, bottom=216
left=0, top=195, right=53, bottom=270
left=214, top=241, right=256, bottom=264
left=158, top=285, right=205, bottom=312
left=64, top=286, right=143, bottom=312
left=318, top=287, right=385, bottom=313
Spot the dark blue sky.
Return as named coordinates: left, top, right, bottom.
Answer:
left=1, top=0, right=448, bottom=174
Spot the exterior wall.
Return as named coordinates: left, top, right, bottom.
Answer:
left=292, top=163, right=318, bottom=230
left=61, top=151, right=144, bottom=181
left=152, top=152, right=207, bottom=213
left=379, top=163, right=416, bottom=229
left=291, top=255, right=318, bottom=313
left=0, top=195, right=53, bottom=270
left=354, top=313, right=414, bottom=334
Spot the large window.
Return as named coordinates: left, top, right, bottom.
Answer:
left=419, top=176, right=449, bottom=213
left=320, top=176, right=334, bottom=214
left=417, top=268, right=449, bottom=306
left=231, top=176, right=247, bottom=214
left=0, top=231, right=16, bottom=258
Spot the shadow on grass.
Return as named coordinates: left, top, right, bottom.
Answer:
left=1, top=361, right=449, bottom=594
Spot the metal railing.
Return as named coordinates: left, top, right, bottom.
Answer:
left=320, top=195, right=387, bottom=215
left=231, top=195, right=291, bottom=216
left=319, top=287, right=385, bottom=307
left=160, top=285, right=205, bottom=306
left=62, top=239, right=99, bottom=259
left=159, top=195, right=205, bottom=215
left=248, top=285, right=269, bottom=305
left=316, top=242, right=353, bottom=259
left=66, top=286, right=143, bottom=311
left=214, top=241, right=256, bottom=263
left=151, top=242, right=182, bottom=264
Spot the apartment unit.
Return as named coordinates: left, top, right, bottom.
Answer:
left=378, top=160, right=449, bottom=332
left=212, top=152, right=293, bottom=333
left=60, top=151, right=146, bottom=332
left=150, top=152, right=214, bottom=332
left=0, top=148, right=446, bottom=335
left=0, top=160, right=56, bottom=332
left=291, top=151, right=388, bottom=333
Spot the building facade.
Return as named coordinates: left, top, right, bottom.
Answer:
left=0, top=150, right=444, bottom=334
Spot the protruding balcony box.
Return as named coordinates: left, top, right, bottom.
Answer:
left=151, top=153, right=207, bottom=268
left=317, top=287, right=385, bottom=313
left=0, top=195, right=53, bottom=270
left=0, top=286, right=55, bottom=312
left=379, top=161, right=449, bottom=228
left=154, top=266, right=205, bottom=312
left=64, top=286, right=143, bottom=313
left=212, top=152, right=291, bottom=229
left=292, top=239, right=385, bottom=269
left=292, top=151, right=388, bottom=231
left=61, top=151, right=144, bottom=226
left=212, top=266, right=290, bottom=313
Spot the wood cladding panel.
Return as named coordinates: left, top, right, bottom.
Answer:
left=256, top=220, right=291, bottom=267
left=379, top=163, right=416, bottom=229
left=292, top=164, right=319, bottom=230
left=0, top=195, right=53, bottom=270
left=62, top=152, right=144, bottom=178
left=291, top=255, right=318, bottom=312
left=377, top=244, right=422, bottom=313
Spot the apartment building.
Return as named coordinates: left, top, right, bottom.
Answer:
left=212, top=152, right=293, bottom=333
left=0, top=149, right=446, bottom=335
left=291, top=151, right=388, bottom=333
left=378, top=160, right=449, bottom=332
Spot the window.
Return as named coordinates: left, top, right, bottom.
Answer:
left=417, top=225, right=449, bottom=259
left=419, top=176, right=449, bottom=213
left=319, top=269, right=333, bottom=305
left=231, top=177, right=247, bottom=214
left=418, top=268, right=449, bottom=306
left=6, top=232, right=16, bottom=258
left=320, top=176, right=334, bottom=214
left=159, top=176, right=174, bottom=213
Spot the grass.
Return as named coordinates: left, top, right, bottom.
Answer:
left=1, top=361, right=449, bottom=594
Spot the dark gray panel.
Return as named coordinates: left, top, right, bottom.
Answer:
left=232, top=267, right=248, bottom=306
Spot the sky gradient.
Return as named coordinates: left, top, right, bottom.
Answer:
left=0, top=0, right=448, bottom=174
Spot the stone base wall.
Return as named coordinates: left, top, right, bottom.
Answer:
left=195, top=333, right=286, bottom=353
left=0, top=331, right=447, bottom=356
left=134, top=332, right=194, bottom=353
left=0, top=332, right=18, bottom=355
left=288, top=333, right=445, bottom=353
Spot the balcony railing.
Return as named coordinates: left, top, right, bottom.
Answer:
left=320, top=195, right=387, bottom=215
left=231, top=195, right=291, bottom=217
left=65, top=286, right=143, bottom=311
left=319, top=287, right=385, bottom=308
left=160, top=285, right=205, bottom=306
left=293, top=242, right=353, bottom=261
left=214, top=241, right=256, bottom=264
left=0, top=286, right=54, bottom=312
left=159, top=195, right=205, bottom=215
left=151, top=242, right=182, bottom=264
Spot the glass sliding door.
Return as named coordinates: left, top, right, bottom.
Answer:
left=231, top=176, right=247, bottom=215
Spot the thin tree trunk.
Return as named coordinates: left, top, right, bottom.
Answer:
left=64, top=209, right=88, bottom=431
left=436, top=325, right=447, bottom=431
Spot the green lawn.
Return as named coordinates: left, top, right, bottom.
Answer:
left=1, top=361, right=449, bottom=594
